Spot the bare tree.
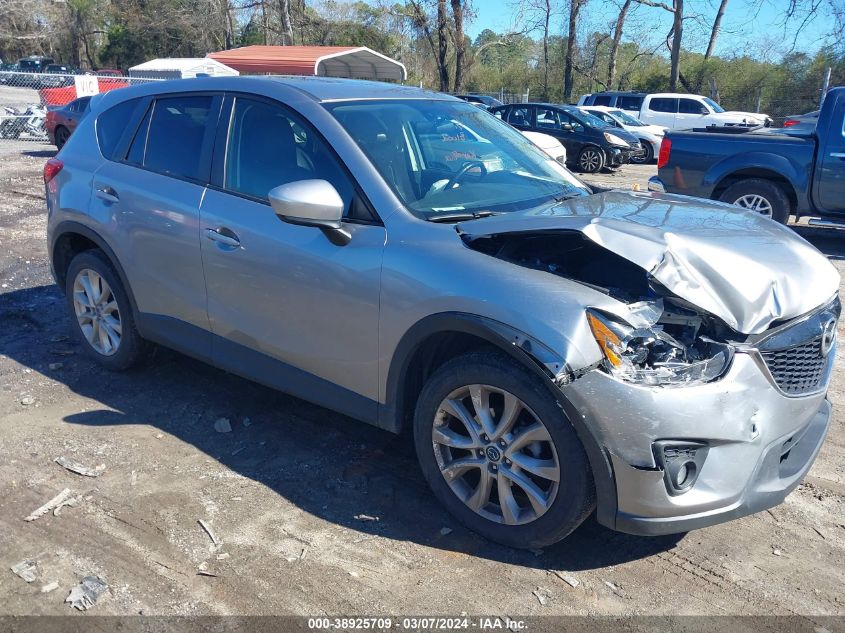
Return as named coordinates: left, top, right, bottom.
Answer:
left=607, top=0, right=632, bottom=88
left=280, top=0, right=294, bottom=44
left=704, top=0, right=727, bottom=59
left=450, top=0, right=466, bottom=91
left=563, top=0, right=587, bottom=102
left=634, top=0, right=682, bottom=90
left=437, top=0, right=450, bottom=90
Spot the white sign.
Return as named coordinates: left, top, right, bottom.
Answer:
left=74, top=75, right=99, bottom=98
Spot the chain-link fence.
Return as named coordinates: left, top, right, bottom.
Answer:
left=0, top=71, right=158, bottom=143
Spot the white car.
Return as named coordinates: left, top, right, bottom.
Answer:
left=522, top=130, right=567, bottom=165
left=638, top=93, right=772, bottom=130
left=579, top=106, right=665, bottom=164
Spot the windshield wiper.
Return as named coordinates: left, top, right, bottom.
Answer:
left=428, top=210, right=497, bottom=223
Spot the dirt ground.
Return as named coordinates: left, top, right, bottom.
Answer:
left=1, top=143, right=844, bottom=621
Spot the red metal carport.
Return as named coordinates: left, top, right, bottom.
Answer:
left=207, top=46, right=406, bottom=81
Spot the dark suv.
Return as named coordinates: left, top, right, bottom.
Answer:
left=490, top=103, right=642, bottom=172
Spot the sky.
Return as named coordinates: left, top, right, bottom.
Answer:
left=462, top=0, right=832, bottom=60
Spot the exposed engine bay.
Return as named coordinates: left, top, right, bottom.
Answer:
left=462, top=230, right=735, bottom=386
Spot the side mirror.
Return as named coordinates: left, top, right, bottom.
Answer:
left=560, top=122, right=573, bottom=132
left=269, top=179, right=351, bottom=246
left=699, top=107, right=709, bottom=115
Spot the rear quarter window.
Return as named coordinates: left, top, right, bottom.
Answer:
left=96, top=98, right=141, bottom=160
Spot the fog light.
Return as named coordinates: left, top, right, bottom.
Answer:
left=653, top=440, right=708, bottom=496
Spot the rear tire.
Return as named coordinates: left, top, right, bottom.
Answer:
left=65, top=250, right=148, bottom=370
left=719, top=178, right=791, bottom=224
left=54, top=126, right=70, bottom=150
left=413, top=351, right=595, bottom=549
left=577, top=146, right=605, bottom=173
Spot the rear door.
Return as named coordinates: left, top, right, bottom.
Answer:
left=198, top=94, right=385, bottom=419
left=814, top=93, right=845, bottom=213
left=89, top=93, right=221, bottom=356
left=642, top=97, right=678, bottom=128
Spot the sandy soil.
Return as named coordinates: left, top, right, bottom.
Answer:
left=0, top=144, right=843, bottom=620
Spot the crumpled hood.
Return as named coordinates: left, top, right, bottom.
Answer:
left=457, top=190, right=839, bottom=334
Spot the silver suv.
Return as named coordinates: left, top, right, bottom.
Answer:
left=46, top=77, right=839, bottom=548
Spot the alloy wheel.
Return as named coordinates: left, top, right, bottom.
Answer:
left=431, top=384, right=560, bottom=526
left=72, top=268, right=122, bottom=356
left=579, top=149, right=602, bottom=172
left=734, top=194, right=773, bottom=217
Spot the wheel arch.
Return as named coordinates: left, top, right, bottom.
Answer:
left=51, top=221, right=140, bottom=318
left=380, top=312, right=617, bottom=527
left=704, top=154, right=805, bottom=213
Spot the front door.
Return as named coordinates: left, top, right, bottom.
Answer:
left=815, top=93, right=845, bottom=214
left=198, top=95, right=385, bottom=420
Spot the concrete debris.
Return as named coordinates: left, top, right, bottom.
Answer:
left=20, top=395, right=35, bottom=406
left=40, top=581, right=59, bottom=593
left=773, top=548, right=783, bottom=556
left=439, top=527, right=453, bottom=536
left=532, top=588, right=551, bottom=606
left=65, top=575, right=108, bottom=610
left=24, top=488, right=73, bottom=522
left=216, top=552, right=230, bottom=561
left=551, top=570, right=580, bottom=588
left=10, top=559, right=37, bottom=583
left=53, top=494, right=81, bottom=516
left=348, top=571, right=360, bottom=578
left=214, top=418, right=232, bottom=433
left=55, top=456, right=105, bottom=478
left=48, top=362, right=63, bottom=370
left=197, top=570, right=218, bottom=577
left=198, top=519, right=221, bottom=546
left=354, top=514, right=379, bottom=522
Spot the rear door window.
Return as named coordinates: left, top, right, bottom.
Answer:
left=143, top=96, right=214, bottom=181
left=96, top=97, right=141, bottom=160
left=649, top=98, right=678, bottom=113
left=618, top=95, right=644, bottom=111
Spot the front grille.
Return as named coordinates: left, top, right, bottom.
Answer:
left=760, top=336, right=827, bottom=395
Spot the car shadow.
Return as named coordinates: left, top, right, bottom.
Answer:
left=22, top=149, right=57, bottom=159
left=1, top=283, right=686, bottom=569
left=793, top=226, right=845, bottom=261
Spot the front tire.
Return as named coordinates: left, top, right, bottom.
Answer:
left=413, top=351, right=595, bottom=549
left=719, top=178, right=791, bottom=224
left=65, top=250, right=148, bottom=370
left=577, top=146, right=605, bottom=173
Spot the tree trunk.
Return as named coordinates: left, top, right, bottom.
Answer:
left=704, top=0, right=727, bottom=59
left=280, top=0, right=294, bottom=45
left=450, top=0, right=465, bottom=92
left=437, top=0, right=450, bottom=92
left=668, top=0, right=683, bottom=91
left=563, top=0, right=585, bottom=102
left=543, top=0, right=551, bottom=99
left=607, top=0, right=632, bottom=89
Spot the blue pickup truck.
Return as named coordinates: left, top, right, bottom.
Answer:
left=648, top=86, right=845, bottom=224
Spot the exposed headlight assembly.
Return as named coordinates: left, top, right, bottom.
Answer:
left=603, top=132, right=630, bottom=147
left=586, top=310, right=732, bottom=386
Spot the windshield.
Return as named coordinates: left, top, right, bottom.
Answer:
left=568, top=108, right=610, bottom=129
left=609, top=109, right=646, bottom=126
left=326, top=100, right=589, bottom=220
left=703, top=97, right=725, bottom=113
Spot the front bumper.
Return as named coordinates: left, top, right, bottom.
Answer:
left=607, top=146, right=638, bottom=166
left=560, top=349, right=834, bottom=536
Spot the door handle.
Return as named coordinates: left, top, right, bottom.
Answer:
left=205, top=228, right=241, bottom=248
left=95, top=186, right=119, bottom=203
left=830, top=152, right=845, bottom=159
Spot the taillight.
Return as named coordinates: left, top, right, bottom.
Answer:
left=783, top=119, right=798, bottom=128
left=43, top=158, right=64, bottom=184
left=657, top=138, right=671, bottom=169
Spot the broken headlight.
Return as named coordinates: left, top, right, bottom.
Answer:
left=586, top=310, right=732, bottom=386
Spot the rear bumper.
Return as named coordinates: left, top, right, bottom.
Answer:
left=614, top=398, right=830, bottom=535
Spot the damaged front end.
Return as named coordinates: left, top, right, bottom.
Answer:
left=462, top=228, right=737, bottom=388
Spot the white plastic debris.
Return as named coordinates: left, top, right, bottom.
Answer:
left=41, top=581, right=59, bottom=593
left=214, top=418, right=232, bottom=433
left=55, top=456, right=105, bottom=478
left=532, top=588, right=551, bottom=606
left=24, top=488, right=73, bottom=522
left=20, top=395, right=35, bottom=406
left=551, top=571, right=580, bottom=588
left=354, top=514, right=379, bottom=522
left=10, top=560, right=37, bottom=583
left=65, top=576, right=108, bottom=610
left=198, top=519, right=221, bottom=546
